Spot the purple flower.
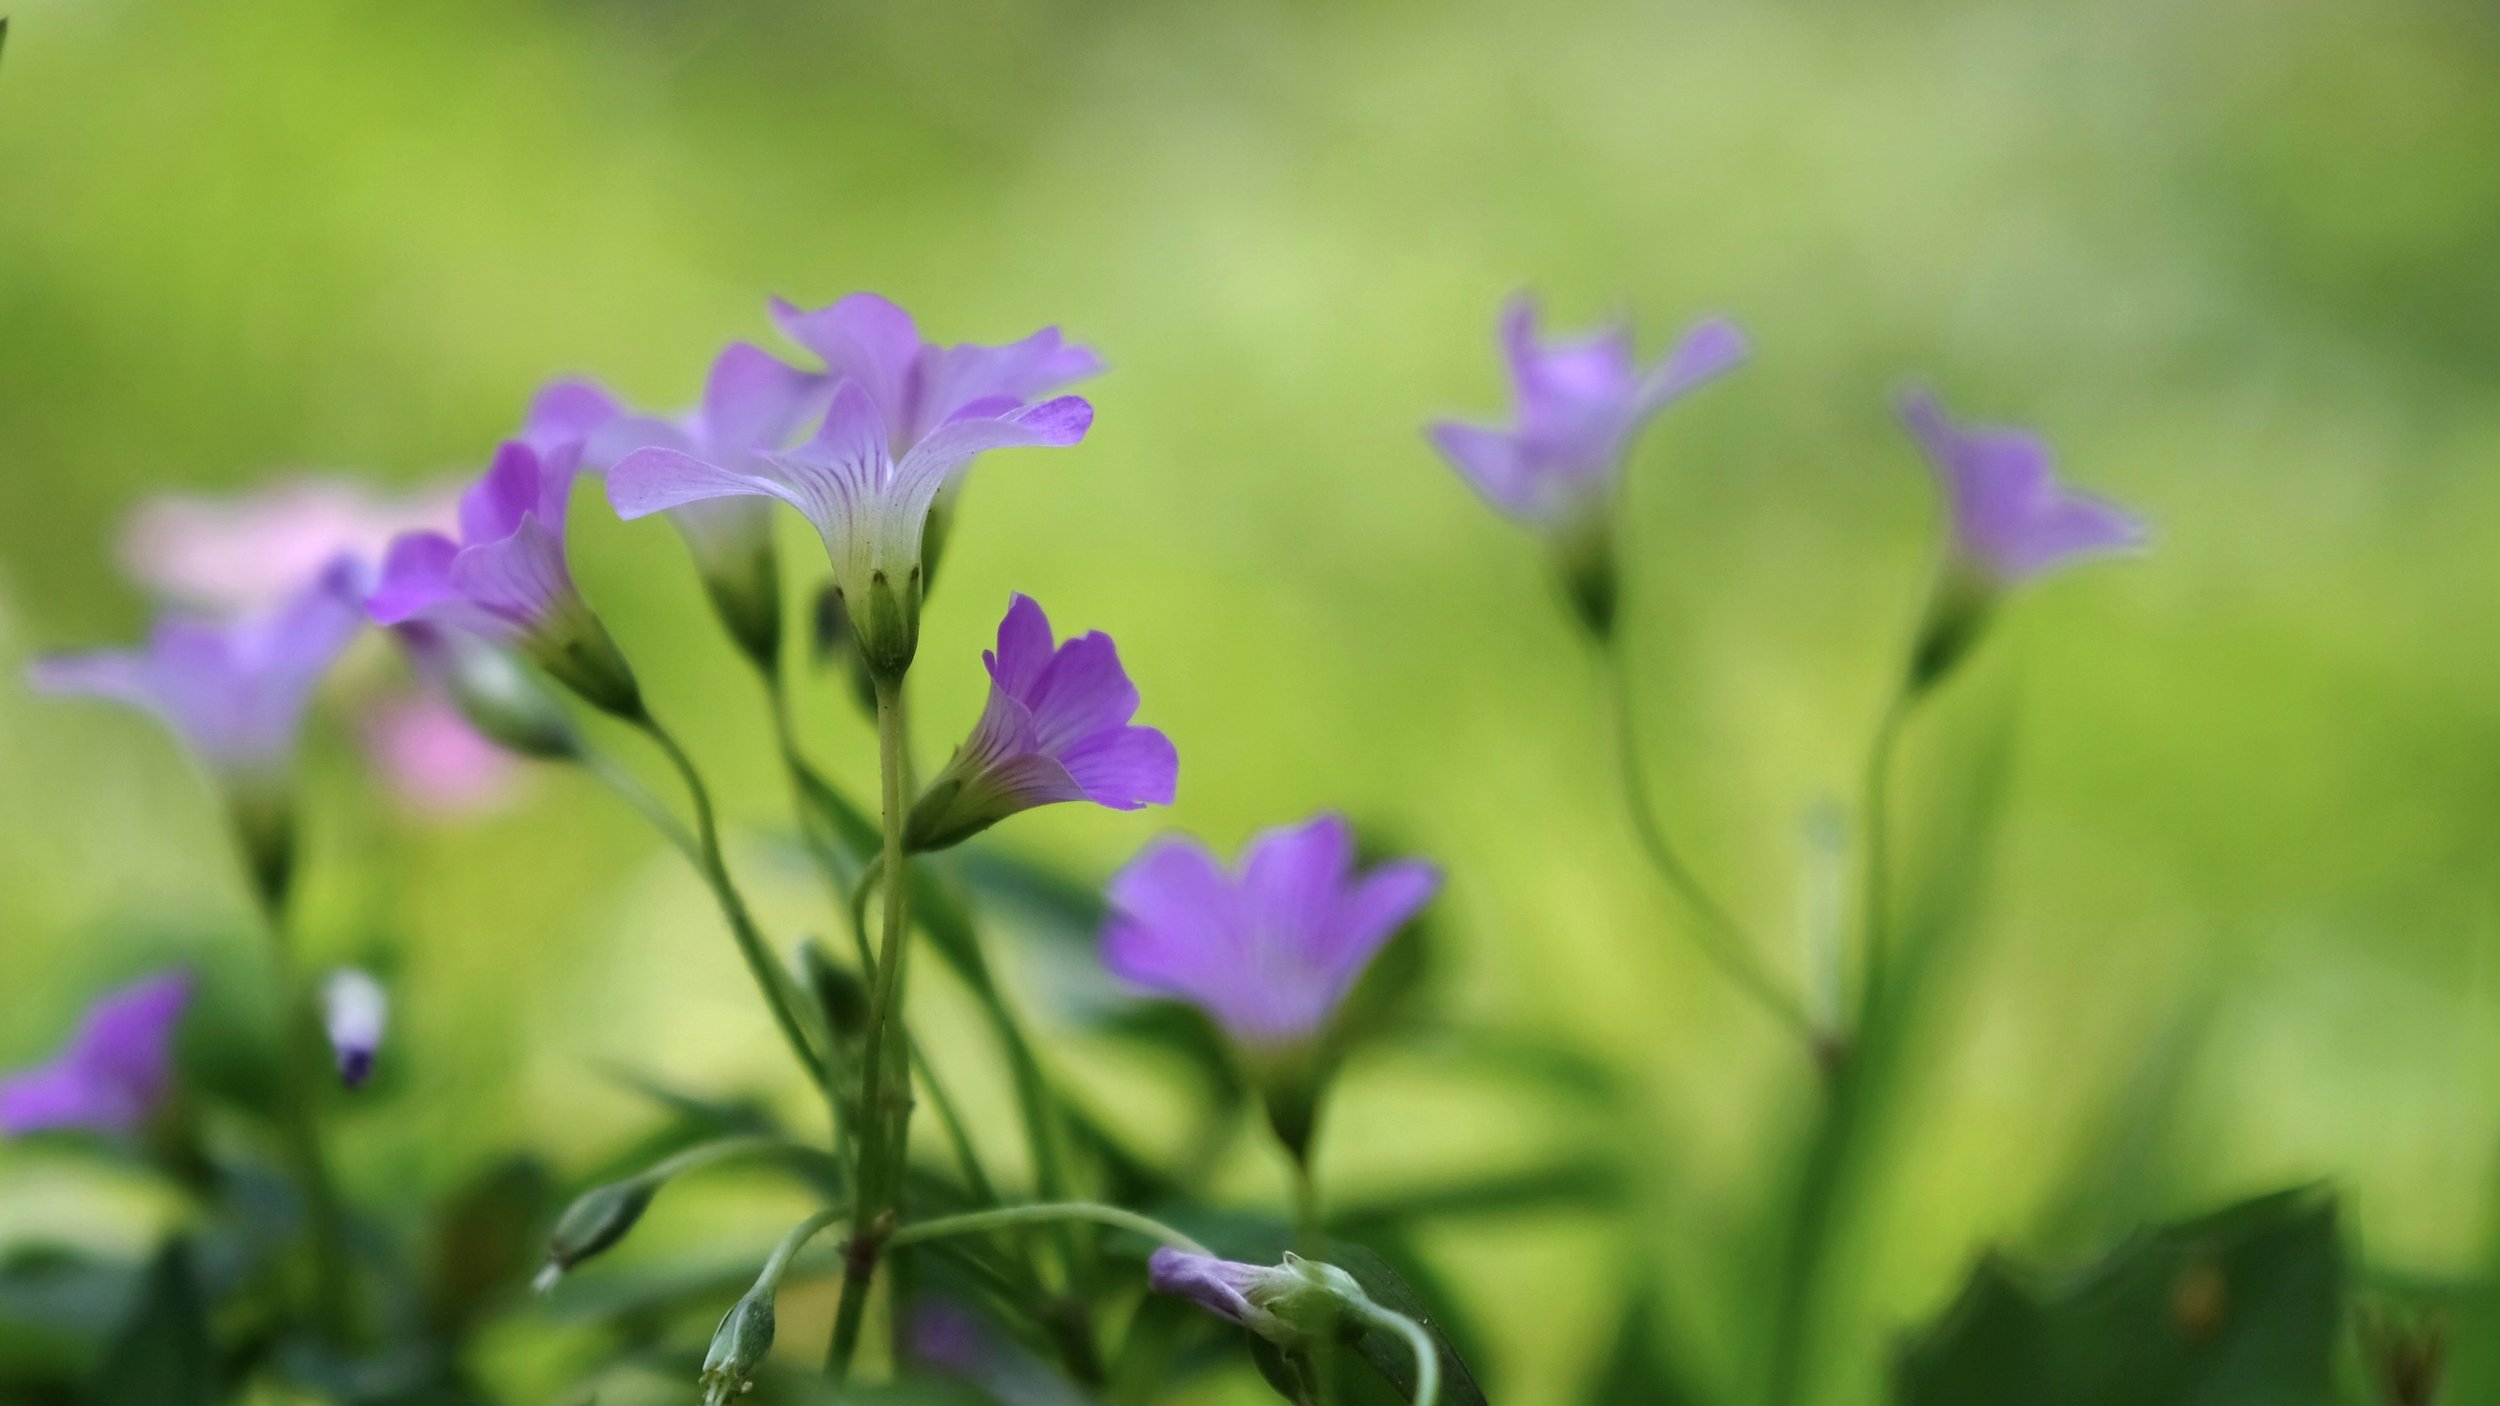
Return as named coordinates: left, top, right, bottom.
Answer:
left=1898, top=386, right=2147, bottom=585
left=905, top=594, right=1177, bottom=852
left=1428, top=296, right=1748, bottom=529
left=529, top=344, right=826, bottom=668
left=609, top=377, right=1093, bottom=678
left=319, top=968, right=387, bottom=1089
left=1102, top=814, right=1438, bottom=1051
left=1145, top=1248, right=1365, bottom=1348
left=0, top=972, right=193, bottom=1137
left=769, top=292, right=1103, bottom=457
left=29, top=558, right=367, bottom=792
left=369, top=439, right=644, bottom=718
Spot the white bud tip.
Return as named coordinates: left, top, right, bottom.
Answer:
left=532, top=1262, right=564, bottom=1295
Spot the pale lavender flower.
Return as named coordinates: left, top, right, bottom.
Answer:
left=120, top=477, right=459, bottom=613
left=1428, top=295, right=1748, bottom=529
left=1897, top=386, right=2148, bottom=585
left=1102, top=814, right=1438, bottom=1052
left=0, top=972, right=193, bottom=1137
left=29, top=558, right=367, bottom=793
left=769, top=292, right=1102, bottom=457
left=609, top=379, right=1092, bottom=678
left=369, top=439, right=644, bottom=718
left=319, top=968, right=387, bottom=1089
left=905, top=593, right=1176, bottom=852
left=529, top=344, right=825, bottom=668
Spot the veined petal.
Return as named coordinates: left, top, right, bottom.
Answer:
left=880, top=395, right=1092, bottom=558
left=1055, top=724, right=1177, bottom=809
left=609, top=448, right=797, bottom=521
left=1024, top=630, right=1140, bottom=753
left=449, top=514, right=578, bottom=633
left=984, top=592, right=1058, bottom=698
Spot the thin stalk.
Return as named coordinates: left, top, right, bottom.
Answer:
left=633, top=717, right=831, bottom=1095
left=1602, top=648, right=1812, bottom=1038
left=757, top=1205, right=850, bottom=1295
left=1352, top=1301, right=1441, bottom=1406
left=888, top=1202, right=1209, bottom=1256
left=250, top=887, right=353, bottom=1342
left=1764, top=683, right=1922, bottom=1406
left=828, top=675, right=916, bottom=1375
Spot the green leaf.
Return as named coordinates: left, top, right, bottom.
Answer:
left=95, top=1241, right=213, bottom=1406
left=1896, top=1187, right=2344, bottom=1406
left=1586, top=1282, right=1709, bottom=1406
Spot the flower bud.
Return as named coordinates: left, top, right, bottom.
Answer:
left=397, top=624, right=582, bottom=761
left=319, top=968, right=388, bottom=1090
left=534, top=1177, right=657, bottom=1291
left=1146, top=1248, right=1368, bottom=1352
left=699, top=1289, right=776, bottom=1405
left=224, top=784, right=296, bottom=916
left=1905, top=562, right=1996, bottom=696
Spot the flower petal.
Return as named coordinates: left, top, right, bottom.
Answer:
left=526, top=379, right=627, bottom=453
left=1637, top=317, right=1749, bottom=413
left=1055, top=724, right=1177, bottom=809
left=608, top=449, right=794, bottom=522
left=983, top=592, right=1058, bottom=700
left=1024, top=630, right=1141, bottom=754
left=449, top=514, right=577, bottom=633
left=367, top=532, right=465, bottom=626
left=701, top=341, right=827, bottom=453
left=459, top=442, right=547, bottom=544
left=772, top=292, right=922, bottom=423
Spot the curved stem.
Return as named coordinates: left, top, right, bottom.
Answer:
left=1354, top=1301, right=1441, bottom=1406
left=634, top=718, right=831, bottom=1094
left=1602, top=647, right=1812, bottom=1038
left=829, top=676, right=917, bottom=1375
left=888, top=1202, right=1210, bottom=1256
left=756, top=1205, right=851, bottom=1295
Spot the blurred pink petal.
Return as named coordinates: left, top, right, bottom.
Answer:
left=362, top=691, right=524, bottom=819
left=121, top=476, right=461, bottom=612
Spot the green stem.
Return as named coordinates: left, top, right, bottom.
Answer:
left=909, top=1036, right=997, bottom=1204
left=1857, top=690, right=1916, bottom=1026
left=828, top=675, right=916, bottom=1376
left=756, top=1205, right=850, bottom=1295
left=252, top=888, right=353, bottom=1342
left=1353, top=1301, right=1441, bottom=1406
left=1602, top=647, right=1812, bottom=1038
left=633, top=717, right=832, bottom=1095
left=888, top=1202, right=1210, bottom=1256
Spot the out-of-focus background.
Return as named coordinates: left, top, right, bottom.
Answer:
left=4, top=0, right=2499, bottom=1401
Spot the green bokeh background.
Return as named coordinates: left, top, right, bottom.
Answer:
left=5, top=0, right=2499, bottom=1401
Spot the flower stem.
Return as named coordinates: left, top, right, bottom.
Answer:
left=1856, top=688, right=1917, bottom=1025
left=1601, top=646, right=1812, bottom=1039
left=828, top=675, right=916, bottom=1376
left=633, top=717, right=831, bottom=1094
left=250, top=887, right=353, bottom=1343
left=1353, top=1301, right=1441, bottom=1406
left=757, top=1204, right=850, bottom=1295
left=887, top=1202, right=1210, bottom=1255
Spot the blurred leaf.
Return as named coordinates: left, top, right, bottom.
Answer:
left=2030, top=988, right=2220, bottom=1258
left=1329, top=1239, right=1491, bottom=1406
left=1896, top=1186, right=2343, bottom=1406
left=96, top=1240, right=213, bottom=1406
left=0, top=1248, right=138, bottom=1385
left=1333, top=1156, right=1625, bottom=1234
left=1587, top=1282, right=1708, bottom=1406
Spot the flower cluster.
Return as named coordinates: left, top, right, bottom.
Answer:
left=17, top=282, right=2146, bottom=1406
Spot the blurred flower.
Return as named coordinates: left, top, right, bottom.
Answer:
left=1146, top=1248, right=1366, bottom=1349
left=1428, top=298, right=1745, bottom=635
left=0, top=972, right=192, bottom=1137
left=361, top=690, right=523, bottom=818
left=30, top=559, right=367, bottom=903
left=370, top=440, right=645, bottom=719
left=1897, top=387, right=2147, bottom=586
left=610, top=380, right=1092, bottom=679
left=530, top=343, right=826, bottom=672
left=120, top=477, right=458, bottom=613
left=770, top=293, right=1104, bottom=592
left=319, top=968, right=388, bottom=1089
left=905, top=593, right=1176, bottom=852
left=1103, top=814, right=1437, bottom=1051
left=1894, top=387, right=2148, bottom=689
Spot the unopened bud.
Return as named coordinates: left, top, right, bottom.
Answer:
left=535, top=1177, right=657, bottom=1291
left=319, top=968, right=388, bottom=1089
left=699, top=1289, right=776, bottom=1405
left=1147, top=1248, right=1368, bottom=1351
left=396, top=624, right=582, bottom=761
left=1905, top=563, right=1996, bottom=696
left=1550, top=516, right=1618, bottom=640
